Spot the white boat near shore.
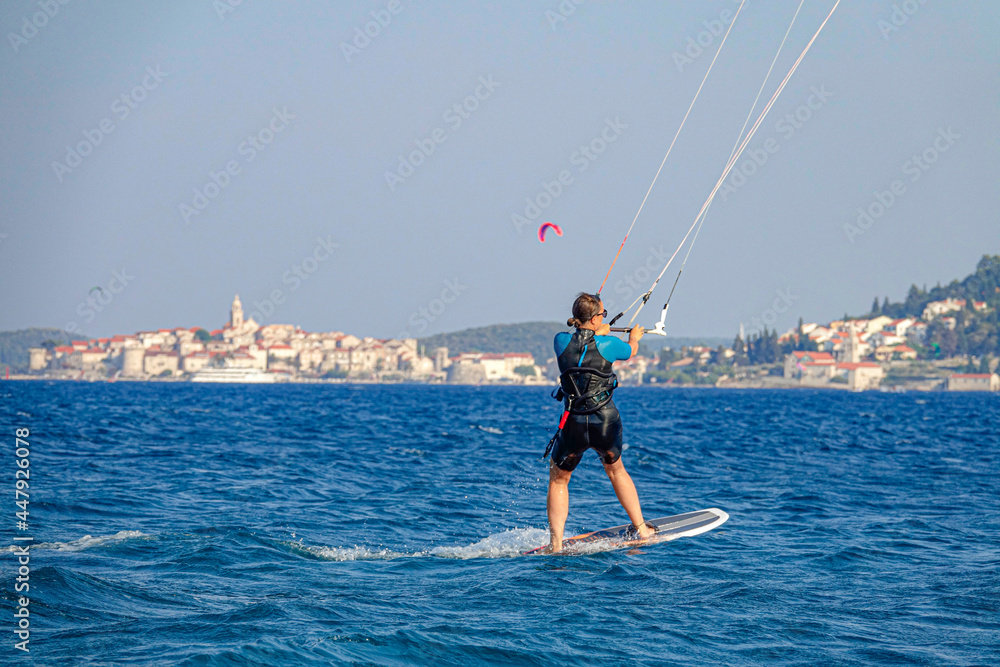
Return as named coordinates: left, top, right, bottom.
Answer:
left=189, top=367, right=284, bottom=383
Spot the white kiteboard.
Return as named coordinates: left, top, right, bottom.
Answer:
left=524, top=507, right=729, bottom=555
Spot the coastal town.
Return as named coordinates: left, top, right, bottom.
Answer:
left=767, top=296, right=996, bottom=392
left=656, top=296, right=997, bottom=392
left=20, top=294, right=1000, bottom=392
left=24, top=295, right=546, bottom=385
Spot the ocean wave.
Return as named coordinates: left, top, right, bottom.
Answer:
left=8, top=530, right=150, bottom=552
left=293, top=543, right=414, bottom=562
left=431, top=527, right=549, bottom=559
left=289, top=528, right=553, bottom=562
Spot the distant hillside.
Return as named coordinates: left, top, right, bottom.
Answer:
left=0, top=328, right=75, bottom=372
left=418, top=322, right=563, bottom=364
left=864, top=254, right=1000, bottom=320
left=860, top=254, right=1000, bottom=360
left=418, top=322, right=729, bottom=363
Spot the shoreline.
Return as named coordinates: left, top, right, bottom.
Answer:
left=2, top=375, right=980, bottom=393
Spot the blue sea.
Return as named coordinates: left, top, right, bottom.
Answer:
left=2, top=382, right=999, bottom=666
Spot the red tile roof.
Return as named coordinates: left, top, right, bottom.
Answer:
left=792, top=351, right=834, bottom=361
left=950, top=373, right=993, bottom=379
left=837, top=362, right=880, bottom=370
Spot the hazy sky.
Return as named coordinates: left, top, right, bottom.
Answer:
left=2, top=1, right=998, bottom=340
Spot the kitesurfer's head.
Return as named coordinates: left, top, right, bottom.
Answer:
left=567, top=293, right=606, bottom=329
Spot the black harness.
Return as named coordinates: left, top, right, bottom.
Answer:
left=543, top=330, right=620, bottom=459
left=552, top=366, right=618, bottom=415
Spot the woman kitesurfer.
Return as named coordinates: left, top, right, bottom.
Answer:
left=546, top=292, right=654, bottom=552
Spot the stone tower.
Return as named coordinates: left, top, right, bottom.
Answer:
left=434, top=347, right=449, bottom=373
left=123, top=346, right=146, bottom=377
left=842, top=322, right=861, bottom=363
left=231, top=294, right=244, bottom=329
left=28, top=348, right=48, bottom=371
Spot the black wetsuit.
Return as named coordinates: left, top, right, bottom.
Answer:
left=550, top=328, right=631, bottom=472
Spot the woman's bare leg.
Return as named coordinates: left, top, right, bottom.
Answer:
left=603, top=458, right=654, bottom=538
left=546, top=462, right=573, bottom=552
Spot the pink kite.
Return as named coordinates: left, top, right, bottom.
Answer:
left=538, top=222, right=563, bottom=243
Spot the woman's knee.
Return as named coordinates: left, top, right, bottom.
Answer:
left=549, top=462, right=573, bottom=484
left=603, top=457, right=625, bottom=477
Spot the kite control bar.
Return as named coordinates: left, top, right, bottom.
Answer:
left=610, top=326, right=667, bottom=336
left=608, top=303, right=670, bottom=337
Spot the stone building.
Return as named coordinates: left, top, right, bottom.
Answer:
left=784, top=351, right=837, bottom=382
left=434, top=347, right=450, bottom=372
left=123, top=347, right=146, bottom=376
left=144, top=350, right=179, bottom=376
left=947, top=373, right=1000, bottom=391
left=182, top=351, right=212, bottom=374
left=836, top=362, right=884, bottom=391
left=28, top=348, right=48, bottom=371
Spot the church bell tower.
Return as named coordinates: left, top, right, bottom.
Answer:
left=231, top=294, right=244, bottom=329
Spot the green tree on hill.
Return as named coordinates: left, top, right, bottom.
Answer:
left=926, top=320, right=957, bottom=359
left=732, top=335, right=748, bottom=366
